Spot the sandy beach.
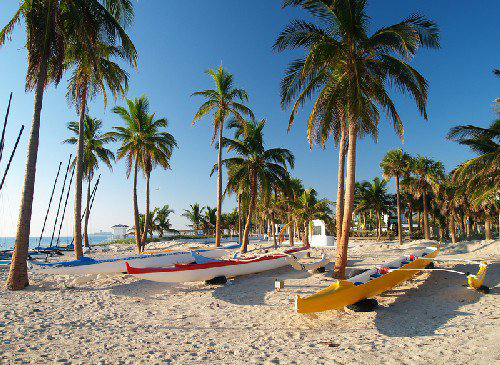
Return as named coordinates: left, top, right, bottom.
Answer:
left=0, top=239, right=498, bottom=365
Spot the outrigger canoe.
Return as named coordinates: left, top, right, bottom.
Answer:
left=126, top=246, right=309, bottom=283
left=29, top=243, right=240, bottom=275
left=296, top=244, right=440, bottom=314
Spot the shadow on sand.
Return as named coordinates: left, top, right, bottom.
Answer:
left=374, top=262, right=499, bottom=337
left=211, top=258, right=363, bottom=306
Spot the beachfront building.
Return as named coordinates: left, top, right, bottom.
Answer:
left=309, top=220, right=335, bottom=247
left=111, top=224, right=129, bottom=239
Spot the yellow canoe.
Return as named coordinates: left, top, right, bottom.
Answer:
left=296, top=244, right=440, bottom=314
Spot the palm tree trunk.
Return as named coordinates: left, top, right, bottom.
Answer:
left=133, top=155, right=142, bottom=253
left=5, top=55, right=48, bottom=290
left=73, top=92, right=87, bottom=260
left=141, top=171, right=151, bottom=249
left=485, top=211, right=492, bottom=240
left=408, top=204, right=413, bottom=239
left=417, top=211, right=421, bottom=234
left=450, top=210, right=457, bottom=243
left=334, top=122, right=357, bottom=279
left=271, top=212, right=277, bottom=249
left=335, top=130, right=346, bottom=241
left=395, top=175, right=403, bottom=244
left=377, top=211, right=381, bottom=241
left=83, top=177, right=92, bottom=248
left=237, top=193, right=242, bottom=244
left=422, top=191, right=430, bottom=240
left=303, top=221, right=310, bottom=247
left=215, top=125, right=223, bottom=247
left=289, top=211, right=294, bottom=247
left=241, top=171, right=256, bottom=253
left=466, top=215, right=471, bottom=239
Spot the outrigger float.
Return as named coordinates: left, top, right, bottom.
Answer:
left=295, top=244, right=489, bottom=314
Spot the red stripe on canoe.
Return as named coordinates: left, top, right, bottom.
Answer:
left=125, top=246, right=307, bottom=275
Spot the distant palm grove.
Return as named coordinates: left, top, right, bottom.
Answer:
left=1, top=0, right=498, bottom=290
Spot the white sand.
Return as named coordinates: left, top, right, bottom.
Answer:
left=1, top=239, right=498, bottom=365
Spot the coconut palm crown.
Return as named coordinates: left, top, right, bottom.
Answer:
left=274, top=0, right=440, bottom=279
left=216, top=118, right=295, bottom=252
left=380, top=149, right=411, bottom=244
left=192, top=66, right=254, bottom=248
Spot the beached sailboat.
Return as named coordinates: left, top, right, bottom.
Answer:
left=29, top=243, right=240, bottom=275
left=126, top=246, right=309, bottom=283
left=295, top=244, right=441, bottom=313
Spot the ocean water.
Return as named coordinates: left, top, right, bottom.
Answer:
left=0, top=234, right=113, bottom=250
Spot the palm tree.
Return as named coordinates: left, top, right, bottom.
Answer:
left=225, top=165, right=249, bottom=244
left=286, top=178, right=305, bottom=245
left=182, top=204, right=205, bottom=233
left=63, top=116, right=115, bottom=248
left=111, top=96, right=177, bottom=252
left=275, top=0, right=439, bottom=278
left=154, top=205, right=175, bottom=238
left=447, top=118, right=499, bottom=239
left=286, top=188, right=332, bottom=246
left=65, top=33, right=135, bottom=259
left=192, top=66, right=254, bottom=247
left=218, top=119, right=294, bottom=253
left=434, top=175, right=459, bottom=243
left=380, top=149, right=411, bottom=244
left=408, top=156, right=445, bottom=240
left=2, top=0, right=135, bottom=290
left=202, top=206, right=217, bottom=235
left=355, top=178, right=392, bottom=240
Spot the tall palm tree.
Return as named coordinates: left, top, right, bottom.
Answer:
left=65, top=33, right=135, bottom=259
left=218, top=119, right=294, bottom=252
left=2, top=0, right=135, bottom=290
left=182, top=203, right=205, bottom=232
left=63, top=116, right=115, bottom=248
left=275, top=0, right=439, bottom=278
left=408, top=156, right=445, bottom=240
left=192, top=66, right=253, bottom=247
left=111, top=96, right=177, bottom=252
left=380, top=149, right=411, bottom=244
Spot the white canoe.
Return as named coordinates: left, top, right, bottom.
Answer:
left=126, top=246, right=308, bottom=283
left=29, top=243, right=240, bottom=275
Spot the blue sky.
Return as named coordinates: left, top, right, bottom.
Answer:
left=0, top=1, right=498, bottom=237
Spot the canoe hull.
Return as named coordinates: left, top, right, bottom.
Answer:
left=296, top=245, right=440, bottom=314
left=127, top=248, right=308, bottom=282
left=29, top=246, right=236, bottom=275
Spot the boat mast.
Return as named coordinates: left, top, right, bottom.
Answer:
left=37, top=161, right=62, bottom=246
left=54, top=165, right=76, bottom=247
left=0, top=92, right=13, bottom=165
left=69, top=174, right=101, bottom=246
left=49, top=155, right=73, bottom=247
left=0, top=125, right=25, bottom=192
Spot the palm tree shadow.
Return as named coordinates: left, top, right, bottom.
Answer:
left=374, top=263, right=499, bottom=337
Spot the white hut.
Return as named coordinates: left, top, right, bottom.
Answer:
left=309, top=219, right=335, bottom=247
left=111, top=224, right=129, bottom=239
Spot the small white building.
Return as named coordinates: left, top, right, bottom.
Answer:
left=309, top=219, right=335, bottom=247
left=111, top=224, right=129, bottom=239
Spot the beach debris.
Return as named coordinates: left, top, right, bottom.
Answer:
left=275, top=279, right=284, bottom=291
